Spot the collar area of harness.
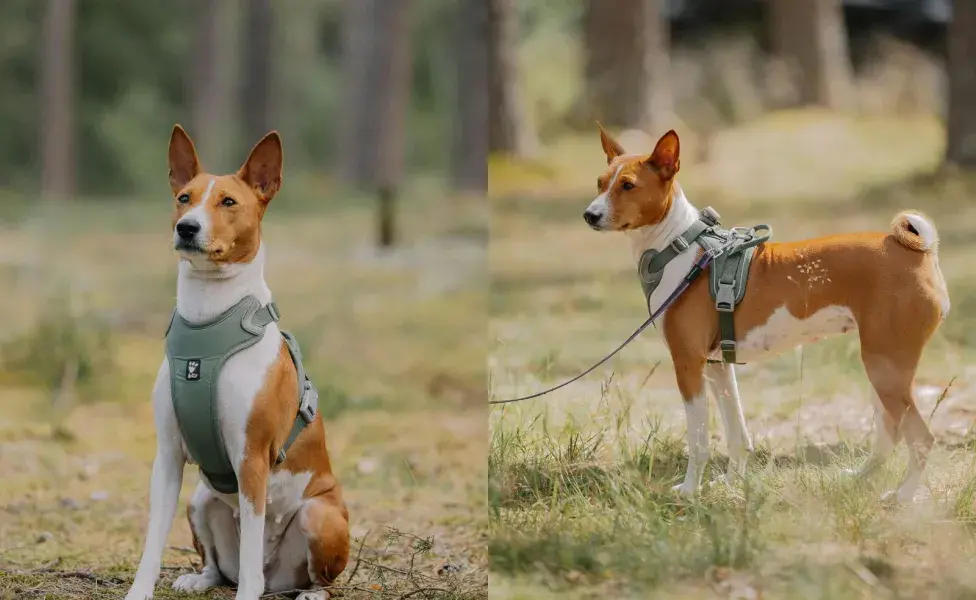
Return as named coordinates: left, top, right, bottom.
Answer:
left=637, top=207, right=772, bottom=365
left=164, top=295, right=318, bottom=495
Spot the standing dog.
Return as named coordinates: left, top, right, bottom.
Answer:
left=125, top=126, right=349, bottom=600
left=583, top=126, right=950, bottom=503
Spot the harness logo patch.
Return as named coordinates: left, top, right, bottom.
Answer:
left=186, top=359, right=201, bottom=381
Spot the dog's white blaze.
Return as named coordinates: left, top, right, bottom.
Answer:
left=708, top=304, right=856, bottom=363
left=174, top=177, right=216, bottom=251
left=586, top=163, right=625, bottom=227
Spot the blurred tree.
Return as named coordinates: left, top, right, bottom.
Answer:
left=946, top=0, right=976, bottom=168
left=338, top=0, right=413, bottom=247
left=191, top=0, right=235, bottom=167
left=582, top=0, right=672, bottom=132
left=452, top=0, right=488, bottom=193
left=768, top=0, right=854, bottom=110
left=488, top=0, right=537, bottom=157
left=40, top=0, right=76, bottom=199
left=242, top=0, right=274, bottom=145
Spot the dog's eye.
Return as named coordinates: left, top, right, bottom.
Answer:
left=177, top=194, right=190, bottom=204
left=621, top=181, right=635, bottom=191
left=221, top=197, right=236, bottom=207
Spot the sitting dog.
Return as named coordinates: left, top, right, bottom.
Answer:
left=125, top=126, right=349, bottom=600
left=583, top=126, right=950, bottom=503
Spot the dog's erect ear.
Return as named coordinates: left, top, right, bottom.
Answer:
left=645, top=129, right=680, bottom=180
left=598, top=122, right=626, bottom=164
left=238, top=131, right=283, bottom=203
left=168, top=124, right=201, bottom=194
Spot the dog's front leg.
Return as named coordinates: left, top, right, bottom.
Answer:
left=235, top=454, right=270, bottom=599
left=705, top=362, right=753, bottom=480
left=672, top=358, right=709, bottom=497
left=126, top=364, right=186, bottom=600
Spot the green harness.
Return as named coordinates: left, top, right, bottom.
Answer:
left=164, top=296, right=317, bottom=495
left=637, top=207, right=772, bottom=364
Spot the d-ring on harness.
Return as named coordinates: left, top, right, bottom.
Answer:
left=489, top=207, right=771, bottom=405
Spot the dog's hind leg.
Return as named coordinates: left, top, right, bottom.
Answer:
left=705, top=362, right=753, bottom=480
left=173, top=482, right=235, bottom=592
left=299, top=489, right=351, bottom=589
left=842, top=390, right=901, bottom=479
left=861, top=346, right=934, bottom=504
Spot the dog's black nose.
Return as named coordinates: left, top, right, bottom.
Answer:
left=176, top=219, right=201, bottom=240
left=583, top=210, right=600, bottom=226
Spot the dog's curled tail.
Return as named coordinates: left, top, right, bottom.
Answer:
left=891, top=211, right=939, bottom=253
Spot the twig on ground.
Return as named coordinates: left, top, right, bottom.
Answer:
left=395, top=588, right=450, bottom=600
left=638, top=360, right=661, bottom=391
left=344, top=528, right=371, bottom=585
left=928, top=375, right=957, bottom=423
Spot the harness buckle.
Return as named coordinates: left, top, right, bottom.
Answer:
left=266, top=302, right=281, bottom=322
left=298, top=378, right=317, bottom=423
left=715, top=282, right=736, bottom=312
left=670, top=236, right=690, bottom=253
left=720, top=340, right=737, bottom=354
left=700, top=206, right=721, bottom=226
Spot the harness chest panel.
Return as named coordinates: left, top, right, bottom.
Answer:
left=165, top=296, right=317, bottom=494
left=637, top=207, right=771, bottom=364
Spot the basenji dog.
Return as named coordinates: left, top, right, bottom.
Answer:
left=584, top=126, right=950, bottom=503
left=124, top=126, right=349, bottom=600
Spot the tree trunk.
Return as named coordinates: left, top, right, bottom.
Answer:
left=338, top=0, right=413, bottom=247
left=946, top=0, right=976, bottom=168
left=768, top=0, right=854, bottom=110
left=39, top=0, right=76, bottom=199
left=452, top=0, right=489, bottom=193
left=488, top=0, right=537, bottom=157
left=241, top=0, right=274, bottom=144
left=191, top=0, right=234, bottom=167
left=583, top=0, right=672, bottom=131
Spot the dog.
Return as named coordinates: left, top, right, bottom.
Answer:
left=583, top=126, right=950, bottom=503
left=124, top=126, right=349, bottom=600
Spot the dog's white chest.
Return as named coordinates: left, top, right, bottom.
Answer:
left=710, top=304, right=856, bottom=363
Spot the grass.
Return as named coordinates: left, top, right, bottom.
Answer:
left=488, top=109, right=976, bottom=599
left=0, top=177, right=487, bottom=599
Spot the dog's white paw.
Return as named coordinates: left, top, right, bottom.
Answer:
left=880, top=488, right=916, bottom=505
left=296, top=590, right=330, bottom=600
left=123, top=585, right=154, bottom=600
left=173, top=571, right=221, bottom=592
left=671, top=482, right=698, bottom=498
left=710, top=473, right=733, bottom=487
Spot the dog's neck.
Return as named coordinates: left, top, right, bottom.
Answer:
left=176, top=242, right=273, bottom=324
left=625, top=182, right=699, bottom=263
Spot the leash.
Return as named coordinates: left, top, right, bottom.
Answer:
left=489, top=247, right=721, bottom=405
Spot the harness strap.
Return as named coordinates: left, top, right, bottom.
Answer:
left=638, top=208, right=772, bottom=365
left=639, top=219, right=710, bottom=299
left=252, top=302, right=317, bottom=466
left=166, top=297, right=318, bottom=494
left=275, top=331, right=317, bottom=465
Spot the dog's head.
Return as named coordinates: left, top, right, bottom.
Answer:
left=583, top=125, right=681, bottom=232
left=168, top=125, right=283, bottom=268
